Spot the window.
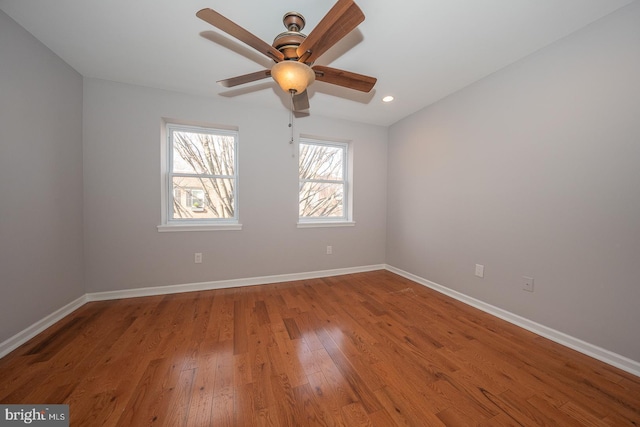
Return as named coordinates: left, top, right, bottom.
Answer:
left=159, top=122, right=240, bottom=231
left=185, top=188, right=206, bottom=211
left=298, top=138, right=353, bottom=226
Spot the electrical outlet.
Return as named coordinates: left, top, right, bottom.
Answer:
left=194, top=253, right=202, bottom=264
left=522, top=276, right=534, bottom=292
left=326, top=245, right=333, bottom=255
left=475, top=264, right=484, bottom=278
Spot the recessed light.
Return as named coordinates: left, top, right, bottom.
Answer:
left=382, top=95, right=394, bottom=103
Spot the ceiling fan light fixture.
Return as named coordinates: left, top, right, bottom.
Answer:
left=271, top=61, right=315, bottom=94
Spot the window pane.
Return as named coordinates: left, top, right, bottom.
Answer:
left=299, top=182, right=344, bottom=217
left=172, top=176, right=235, bottom=219
left=299, top=143, right=343, bottom=180
left=172, top=131, right=235, bottom=176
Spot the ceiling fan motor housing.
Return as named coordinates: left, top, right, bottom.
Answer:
left=273, top=12, right=308, bottom=61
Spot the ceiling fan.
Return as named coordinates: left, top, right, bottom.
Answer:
left=196, top=0, right=377, bottom=111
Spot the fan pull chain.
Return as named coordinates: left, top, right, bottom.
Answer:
left=288, top=90, right=296, bottom=158
left=289, top=90, right=295, bottom=145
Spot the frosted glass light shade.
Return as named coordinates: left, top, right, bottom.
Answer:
left=271, top=61, right=315, bottom=93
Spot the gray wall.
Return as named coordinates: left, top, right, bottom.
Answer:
left=82, top=79, right=388, bottom=292
left=387, top=3, right=640, bottom=362
left=0, top=11, right=84, bottom=343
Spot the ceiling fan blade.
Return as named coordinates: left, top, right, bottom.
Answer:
left=313, top=65, right=376, bottom=92
left=293, top=91, right=310, bottom=111
left=296, top=0, right=364, bottom=64
left=197, top=8, right=284, bottom=62
left=217, top=69, right=272, bottom=88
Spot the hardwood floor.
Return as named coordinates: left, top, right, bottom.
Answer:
left=1, top=270, right=639, bottom=426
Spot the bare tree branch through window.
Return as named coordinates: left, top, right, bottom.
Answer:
left=299, top=140, right=347, bottom=219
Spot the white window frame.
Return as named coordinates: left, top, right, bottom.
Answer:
left=158, top=121, right=241, bottom=232
left=297, top=137, right=355, bottom=228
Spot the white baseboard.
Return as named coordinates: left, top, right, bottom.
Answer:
left=385, top=264, right=640, bottom=378
left=86, top=264, right=385, bottom=302
left=0, top=295, right=88, bottom=359
left=1, top=265, right=384, bottom=359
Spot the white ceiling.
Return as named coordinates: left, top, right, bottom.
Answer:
left=1, top=0, right=635, bottom=126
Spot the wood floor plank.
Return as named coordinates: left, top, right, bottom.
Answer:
left=525, top=394, right=586, bottom=427
left=374, top=385, right=446, bottom=426
left=210, top=393, right=234, bottom=427
left=312, top=348, right=361, bottom=409
left=249, top=329, right=277, bottom=411
left=234, top=383, right=256, bottom=427
left=164, top=367, right=196, bottom=427
left=113, top=357, right=173, bottom=426
left=315, top=326, right=383, bottom=414
left=306, top=370, right=349, bottom=426
left=271, top=372, right=302, bottom=426
left=212, top=341, right=234, bottom=400
left=0, top=270, right=638, bottom=426
left=340, top=401, right=373, bottom=426
left=293, top=382, right=334, bottom=427
left=271, top=328, right=309, bottom=388
left=184, top=352, right=218, bottom=427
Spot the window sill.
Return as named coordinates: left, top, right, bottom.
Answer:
left=157, top=223, right=242, bottom=232
left=297, top=221, right=355, bottom=229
